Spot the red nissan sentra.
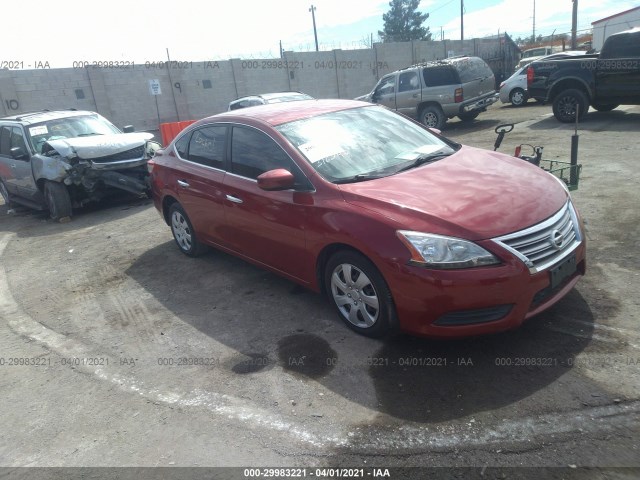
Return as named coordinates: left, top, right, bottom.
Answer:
left=149, top=99, right=585, bottom=338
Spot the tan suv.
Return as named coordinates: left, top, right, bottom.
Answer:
left=356, top=57, right=498, bottom=129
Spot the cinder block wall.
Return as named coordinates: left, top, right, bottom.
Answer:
left=0, top=37, right=519, bottom=136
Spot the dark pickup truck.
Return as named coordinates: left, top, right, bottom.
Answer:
left=527, top=27, right=640, bottom=122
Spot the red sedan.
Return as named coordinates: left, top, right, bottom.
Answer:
left=149, top=100, right=585, bottom=338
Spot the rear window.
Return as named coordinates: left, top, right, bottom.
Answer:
left=422, top=66, right=458, bottom=87
left=601, top=31, right=640, bottom=58
left=454, top=58, right=493, bottom=83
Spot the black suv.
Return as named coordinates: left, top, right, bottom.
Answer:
left=0, top=110, right=160, bottom=221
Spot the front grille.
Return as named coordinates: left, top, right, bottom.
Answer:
left=492, top=201, right=582, bottom=273
left=434, top=304, right=513, bottom=326
left=88, top=145, right=145, bottom=163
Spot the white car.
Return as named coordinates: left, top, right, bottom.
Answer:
left=500, top=51, right=588, bottom=107
left=499, top=65, right=529, bottom=106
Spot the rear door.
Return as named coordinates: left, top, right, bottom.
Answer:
left=168, top=125, right=229, bottom=246
left=596, top=31, right=640, bottom=101
left=395, top=70, right=421, bottom=118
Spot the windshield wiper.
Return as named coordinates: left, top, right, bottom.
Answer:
left=395, top=151, right=452, bottom=173
left=77, top=132, right=104, bottom=137
left=333, top=173, right=387, bottom=184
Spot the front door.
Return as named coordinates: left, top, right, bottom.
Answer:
left=221, top=126, right=312, bottom=282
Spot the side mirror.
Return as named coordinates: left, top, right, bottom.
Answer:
left=10, top=146, right=29, bottom=160
left=257, top=169, right=295, bottom=191
left=122, top=125, right=135, bottom=133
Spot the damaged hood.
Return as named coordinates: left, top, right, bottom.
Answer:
left=44, top=132, right=154, bottom=160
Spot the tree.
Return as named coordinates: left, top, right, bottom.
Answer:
left=379, top=0, right=432, bottom=42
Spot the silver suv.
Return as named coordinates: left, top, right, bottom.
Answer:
left=356, top=57, right=498, bottom=129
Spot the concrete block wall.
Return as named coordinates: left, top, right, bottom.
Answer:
left=0, top=36, right=519, bottom=138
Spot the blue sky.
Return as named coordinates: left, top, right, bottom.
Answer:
left=4, top=0, right=639, bottom=67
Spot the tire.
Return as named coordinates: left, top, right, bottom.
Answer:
left=0, top=179, right=11, bottom=207
left=552, top=88, right=588, bottom=123
left=457, top=111, right=480, bottom=122
left=324, top=250, right=396, bottom=338
left=509, top=88, right=528, bottom=107
left=419, top=105, right=446, bottom=129
left=44, top=181, right=72, bottom=222
left=169, top=203, right=207, bottom=257
left=592, top=103, right=619, bottom=112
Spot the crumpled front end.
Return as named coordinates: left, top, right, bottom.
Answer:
left=37, top=133, right=161, bottom=202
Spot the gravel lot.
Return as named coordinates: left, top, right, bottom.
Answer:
left=1, top=102, right=639, bottom=478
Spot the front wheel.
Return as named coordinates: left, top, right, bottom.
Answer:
left=552, top=88, right=588, bottom=123
left=44, top=181, right=72, bottom=222
left=324, top=251, right=396, bottom=338
left=169, top=203, right=207, bottom=257
left=419, top=105, right=446, bottom=129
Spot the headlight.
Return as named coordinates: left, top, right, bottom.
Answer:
left=397, top=231, right=500, bottom=269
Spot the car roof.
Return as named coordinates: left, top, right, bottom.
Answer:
left=0, top=109, right=97, bottom=125
left=204, top=99, right=371, bottom=127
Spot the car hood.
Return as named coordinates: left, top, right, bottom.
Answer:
left=337, top=145, right=568, bottom=240
left=43, top=132, right=154, bottom=160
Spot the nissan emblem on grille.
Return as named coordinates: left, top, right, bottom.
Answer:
left=550, top=229, right=564, bottom=250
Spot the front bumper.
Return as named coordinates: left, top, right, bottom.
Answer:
left=385, top=237, right=586, bottom=338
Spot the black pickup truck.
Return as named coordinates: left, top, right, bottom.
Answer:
left=527, top=28, right=640, bottom=122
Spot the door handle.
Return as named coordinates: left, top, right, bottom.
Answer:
left=10, top=164, right=17, bottom=169
left=177, top=180, right=190, bottom=188
left=412, top=93, right=418, bottom=98
left=226, top=194, right=243, bottom=204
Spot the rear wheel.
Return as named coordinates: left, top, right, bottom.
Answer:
left=592, top=103, right=619, bottom=112
left=324, top=251, right=396, bottom=338
left=169, top=203, right=207, bottom=257
left=509, top=88, right=528, bottom=107
left=44, top=181, right=72, bottom=222
left=419, top=105, right=446, bottom=129
left=552, top=88, right=588, bottom=123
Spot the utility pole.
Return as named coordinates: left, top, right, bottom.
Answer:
left=532, top=0, right=536, bottom=43
left=571, top=0, right=578, bottom=49
left=460, top=0, right=464, bottom=41
left=309, top=5, right=319, bottom=52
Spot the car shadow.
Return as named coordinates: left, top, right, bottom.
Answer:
left=126, top=240, right=599, bottom=424
left=0, top=194, right=153, bottom=237
left=528, top=109, right=640, bottom=132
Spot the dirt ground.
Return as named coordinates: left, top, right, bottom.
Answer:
left=0, top=102, right=639, bottom=479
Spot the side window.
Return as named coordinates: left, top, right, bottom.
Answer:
left=174, top=133, right=190, bottom=158
left=10, top=127, right=27, bottom=152
left=231, top=127, right=299, bottom=182
left=186, top=126, right=226, bottom=169
left=0, top=126, right=11, bottom=156
left=375, top=75, right=395, bottom=96
left=398, top=71, right=420, bottom=92
left=423, top=67, right=459, bottom=87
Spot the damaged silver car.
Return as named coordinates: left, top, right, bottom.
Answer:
left=0, top=110, right=160, bottom=221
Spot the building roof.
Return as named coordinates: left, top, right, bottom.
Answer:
left=592, top=6, right=640, bottom=25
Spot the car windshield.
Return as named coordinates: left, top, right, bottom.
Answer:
left=276, top=106, right=458, bottom=183
left=26, top=114, right=122, bottom=154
